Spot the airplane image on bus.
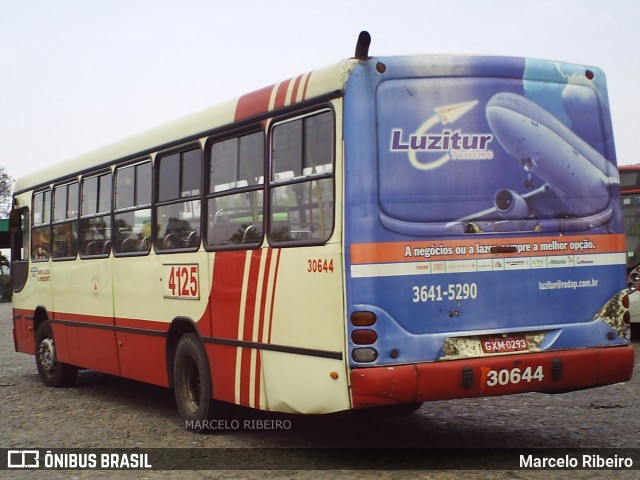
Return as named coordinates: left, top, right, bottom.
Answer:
left=447, top=91, right=620, bottom=235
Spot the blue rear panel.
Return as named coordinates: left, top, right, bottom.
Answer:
left=343, top=55, right=626, bottom=368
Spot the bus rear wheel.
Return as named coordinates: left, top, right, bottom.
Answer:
left=173, top=334, right=213, bottom=432
left=35, top=320, right=78, bottom=387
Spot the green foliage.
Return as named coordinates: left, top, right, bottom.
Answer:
left=0, top=166, right=13, bottom=217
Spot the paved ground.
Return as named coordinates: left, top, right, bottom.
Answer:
left=1, top=302, right=639, bottom=479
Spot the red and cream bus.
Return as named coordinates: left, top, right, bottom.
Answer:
left=6, top=33, right=634, bottom=430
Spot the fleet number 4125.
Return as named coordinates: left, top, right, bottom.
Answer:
left=164, top=264, right=199, bottom=299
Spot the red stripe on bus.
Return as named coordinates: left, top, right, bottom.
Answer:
left=301, top=73, right=311, bottom=101
left=267, top=249, right=281, bottom=344
left=239, top=250, right=263, bottom=407
left=253, top=249, right=273, bottom=406
left=274, top=80, right=291, bottom=109
left=235, top=84, right=274, bottom=122
left=290, top=75, right=303, bottom=104
left=209, top=251, right=246, bottom=403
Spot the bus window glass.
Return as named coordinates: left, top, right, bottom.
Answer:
left=137, top=162, right=152, bottom=206
left=303, top=112, right=334, bottom=174
left=68, top=183, right=79, bottom=218
left=210, top=138, right=237, bottom=190
left=98, top=174, right=112, bottom=213
left=157, top=202, right=200, bottom=249
left=114, top=209, right=152, bottom=253
left=82, top=176, right=97, bottom=216
left=376, top=78, right=607, bottom=225
left=52, top=181, right=79, bottom=259
left=53, top=185, right=67, bottom=222
left=114, top=160, right=151, bottom=255
left=182, top=149, right=201, bottom=197
left=272, top=120, right=302, bottom=178
left=32, top=226, right=50, bottom=260
left=269, top=110, right=334, bottom=244
left=117, top=165, right=135, bottom=210
left=156, top=149, right=201, bottom=251
left=622, top=194, right=640, bottom=269
left=31, top=190, right=51, bottom=261
left=33, top=190, right=50, bottom=226
left=79, top=172, right=112, bottom=258
left=207, top=131, right=264, bottom=248
left=620, top=170, right=640, bottom=190
left=79, top=216, right=111, bottom=256
left=158, top=153, right=180, bottom=202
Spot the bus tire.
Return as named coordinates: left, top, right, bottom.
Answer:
left=173, top=333, right=213, bottom=432
left=35, top=320, right=78, bottom=388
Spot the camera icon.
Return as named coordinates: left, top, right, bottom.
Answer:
left=7, top=450, right=40, bottom=468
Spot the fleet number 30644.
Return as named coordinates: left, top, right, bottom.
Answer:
left=486, top=366, right=544, bottom=387
left=412, top=283, right=478, bottom=303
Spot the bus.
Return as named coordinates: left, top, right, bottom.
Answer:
left=5, top=33, right=634, bottom=430
left=619, top=163, right=640, bottom=329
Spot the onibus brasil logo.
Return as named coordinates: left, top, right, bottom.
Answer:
left=389, top=100, right=495, bottom=170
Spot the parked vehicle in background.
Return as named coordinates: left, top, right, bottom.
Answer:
left=619, top=164, right=640, bottom=335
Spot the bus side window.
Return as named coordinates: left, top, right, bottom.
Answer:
left=114, top=160, right=151, bottom=256
left=31, top=189, right=51, bottom=261
left=51, top=181, right=79, bottom=260
left=155, top=148, right=202, bottom=252
left=206, top=131, right=264, bottom=249
left=269, top=110, right=335, bottom=245
left=80, top=171, right=112, bottom=258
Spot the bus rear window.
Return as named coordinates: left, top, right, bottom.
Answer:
left=377, top=77, right=612, bottom=235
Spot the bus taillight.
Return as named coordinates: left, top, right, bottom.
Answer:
left=352, top=348, right=378, bottom=363
left=351, top=329, right=378, bottom=345
left=350, top=312, right=378, bottom=361
left=351, top=311, right=376, bottom=326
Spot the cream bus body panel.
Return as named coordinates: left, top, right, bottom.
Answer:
left=51, top=258, right=118, bottom=375
left=259, top=97, right=349, bottom=414
left=261, top=244, right=349, bottom=413
left=112, top=249, right=211, bottom=385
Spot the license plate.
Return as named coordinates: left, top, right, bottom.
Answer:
left=481, top=335, right=528, bottom=354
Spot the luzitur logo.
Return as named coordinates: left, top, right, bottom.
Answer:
left=389, top=100, right=494, bottom=170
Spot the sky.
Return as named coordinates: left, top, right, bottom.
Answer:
left=1, top=0, right=639, bottom=184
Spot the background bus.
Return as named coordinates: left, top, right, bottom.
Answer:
left=619, top=163, right=640, bottom=334
left=5, top=33, right=634, bottom=430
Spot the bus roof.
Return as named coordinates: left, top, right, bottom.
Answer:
left=15, top=59, right=357, bottom=194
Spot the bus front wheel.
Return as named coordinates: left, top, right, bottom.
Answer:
left=173, top=334, right=213, bottom=432
left=35, top=320, right=78, bottom=388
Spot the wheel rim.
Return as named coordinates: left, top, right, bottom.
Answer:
left=180, top=355, right=201, bottom=413
left=38, top=337, right=56, bottom=375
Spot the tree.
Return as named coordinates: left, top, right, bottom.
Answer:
left=0, top=167, right=13, bottom=301
left=0, top=251, right=9, bottom=302
left=0, top=166, right=13, bottom=217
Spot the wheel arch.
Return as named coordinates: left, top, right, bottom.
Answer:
left=33, top=306, right=49, bottom=342
left=165, top=316, right=209, bottom=389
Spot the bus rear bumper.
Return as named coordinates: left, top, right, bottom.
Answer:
left=349, top=346, right=635, bottom=409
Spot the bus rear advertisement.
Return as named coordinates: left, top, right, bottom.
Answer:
left=4, top=33, right=634, bottom=430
